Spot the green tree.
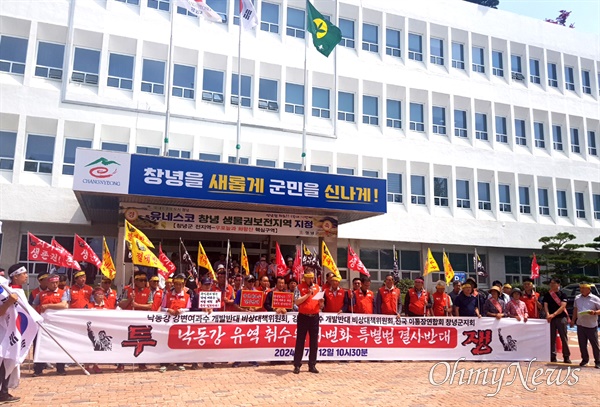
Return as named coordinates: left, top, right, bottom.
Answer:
left=538, top=232, right=593, bottom=283
left=464, top=0, right=500, bottom=8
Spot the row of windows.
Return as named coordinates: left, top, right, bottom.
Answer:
left=504, top=255, right=599, bottom=284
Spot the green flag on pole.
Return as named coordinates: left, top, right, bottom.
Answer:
left=306, top=0, right=342, bottom=57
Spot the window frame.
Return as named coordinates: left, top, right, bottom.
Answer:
left=362, top=23, right=379, bottom=53
left=62, top=138, right=92, bottom=175
left=24, top=134, right=55, bottom=174
left=35, top=41, right=64, bottom=81
left=451, top=42, right=464, bottom=69
left=408, top=33, right=423, bottom=61
left=72, top=46, right=100, bottom=86
left=362, top=95, right=379, bottom=126
left=0, top=35, right=28, bottom=75
left=409, top=103, right=424, bottom=132
left=471, top=46, right=485, bottom=73
left=172, top=63, right=196, bottom=100
left=107, top=52, right=134, bottom=90
left=141, top=58, right=166, bottom=95
left=338, top=91, right=355, bottom=122
left=284, top=82, right=305, bottom=115
left=202, top=68, right=225, bottom=104
left=410, top=175, right=426, bottom=205
left=260, top=2, right=280, bottom=34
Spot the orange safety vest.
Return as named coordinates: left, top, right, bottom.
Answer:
left=104, top=289, right=118, bottom=310
left=212, top=284, right=235, bottom=311
left=521, top=291, right=540, bottom=318
left=150, top=288, right=164, bottom=312
left=163, top=291, right=190, bottom=311
left=70, top=284, right=93, bottom=309
left=354, top=289, right=374, bottom=314
left=297, top=282, right=321, bottom=315
left=324, top=287, right=346, bottom=313
left=378, top=286, right=400, bottom=315
left=30, top=287, right=44, bottom=312
left=123, top=286, right=152, bottom=310
left=432, top=291, right=451, bottom=317
left=39, top=289, right=66, bottom=305
left=407, top=288, right=429, bottom=316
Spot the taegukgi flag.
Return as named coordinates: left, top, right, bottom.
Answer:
left=239, top=0, right=258, bottom=30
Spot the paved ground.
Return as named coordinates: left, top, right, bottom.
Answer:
left=9, top=331, right=599, bottom=406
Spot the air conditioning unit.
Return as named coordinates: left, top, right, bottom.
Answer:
left=71, top=72, right=85, bottom=83
left=511, top=72, right=525, bottom=80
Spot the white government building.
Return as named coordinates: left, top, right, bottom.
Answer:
left=0, top=0, right=599, bottom=289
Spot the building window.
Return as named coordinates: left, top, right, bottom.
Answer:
left=515, top=119, right=527, bottom=146
left=228, top=156, right=249, bottom=165
left=202, top=69, right=224, bottom=103
left=529, top=59, right=540, bottom=84
left=409, top=103, right=424, bottom=132
left=136, top=146, right=160, bottom=156
left=337, top=167, right=354, bottom=175
left=256, top=159, right=276, bottom=168
left=363, top=169, right=378, bottom=178
left=593, top=194, right=600, bottom=220
left=430, top=38, right=444, bottom=65
left=504, top=256, right=534, bottom=284
left=107, top=53, right=134, bottom=90
left=478, top=182, right=491, bottom=210
left=411, top=175, right=426, bottom=205
left=588, top=131, right=597, bottom=156
left=35, top=42, right=64, bottom=80
left=556, top=190, right=568, bottom=217
left=199, top=153, right=221, bottom=162
left=552, top=125, right=563, bottom=151
left=101, top=142, right=128, bottom=152
left=385, top=28, right=401, bottom=58
left=434, top=177, right=448, bottom=207
left=534, top=122, right=545, bottom=148
left=312, top=87, right=330, bottom=118
left=564, top=67, right=575, bottom=91
left=387, top=173, right=402, bottom=203
left=496, top=116, right=507, bottom=143
left=310, top=165, right=329, bottom=173
left=141, top=59, right=165, bottom=95
left=472, top=46, right=485, bottom=73
left=492, top=51, right=503, bottom=77
left=362, top=23, right=378, bottom=53
left=499, top=184, right=511, bottom=212
left=386, top=99, right=401, bottom=129
left=62, top=139, right=92, bottom=175
left=362, top=95, right=378, bottom=125
left=475, top=113, right=488, bottom=140
left=338, top=92, right=355, bottom=122
left=283, top=162, right=302, bottom=170
left=172, top=64, right=195, bottom=99
left=116, top=0, right=139, bottom=4
left=451, top=42, right=464, bottom=69
left=258, top=78, right=278, bottom=111
left=286, top=7, right=305, bottom=38
left=547, top=63, right=558, bottom=87
left=285, top=83, right=304, bottom=115
left=538, top=188, right=550, bottom=215
left=24, top=134, right=55, bottom=174
left=0, top=131, right=17, bottom=171
left=231, top=73, right=251, bottom=107
left=147, top=0, right=169, bottom=12
left=454, top=110, right=467, bottom=138
left=408, top=33, right=422, bottom=61
left=575, top=192, right=585, bottom=219
left=456, top=180, right=470, bottom=208
left=0, top=35, right=27, bottom=75
left=206, top=0, right=227, bottom=22
left=432, top=106, right=446, bottom=135
left=570, top=128, right=580, bottom=154
left=72, top=47, right=100, bottom=85
left=168, top=149, right=191, bottom=159
left=519, top=186, right=530, bottom=214
left=260, top=2, right=279, bottom=33
left=339, top=18, right=355, bottom=48
left=581, top=70, right=591, bottom=94
left=511, top=55, right=522, bottom=74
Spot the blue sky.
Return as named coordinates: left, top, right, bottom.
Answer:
left=499, top=0, right=600, bottom=36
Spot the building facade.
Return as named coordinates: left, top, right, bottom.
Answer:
left=1, top=0, right=599, bottom=287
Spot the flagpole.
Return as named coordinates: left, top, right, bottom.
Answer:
left=333, top=0, right=339, bottom=137
left=236, top=11, right=243, bottom=163
left=162, top=1, right=175, bottom=156
left=301, top=16, right=309, bottom=171
left=225, top=239, right=230, bottom=311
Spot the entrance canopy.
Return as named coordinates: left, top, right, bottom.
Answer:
left=72, top=149, right=387, bottom=227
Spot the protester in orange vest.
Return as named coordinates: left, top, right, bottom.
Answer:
left=149, top=275, right=164, bottom=312
left=259, top=275, right=271, bottom=292
left=521, top=278, right=542, bottom=318
left=58, top=274, right=69, bottom=291
left=293, top=267, right=323, bottom=374
left=28, top=273, right=49, bottom=307
left=264, top=276, right=292, bottom=314
left=159, top=274, right=191, bottom=373
left=404, top=277, right=432, bottom=317
left=100, top=277, right=118, bottom=310
left=70, top=270, right=93, bottom=309
left=323, top=276, right=348, bottom=313
left=431, top=280, right=453, bottom=317
left=352, top=276, right=375, bottom=314
left=375, top=274, right=401, bottom=316
left=213, top=268, right=235, bottom=311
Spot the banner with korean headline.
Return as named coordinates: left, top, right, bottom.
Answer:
left=35, top=310, right=549, bottom=364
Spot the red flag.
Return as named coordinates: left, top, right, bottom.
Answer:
left=158, top=243, right=177, bottom=277
left=73, top=234, right=102, bottom=268
left=293, top=246, right=304, bottom=282
left=275, top=242, right=288, bottom=277
left=531, top=253, right=540, bottom=279
left=51, top=238, right=81, bottom=270
left=28, top=233, right=69, bottom=268
left=347, top=244, right=370, bottom=277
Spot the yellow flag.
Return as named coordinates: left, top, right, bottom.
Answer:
left=241, top=243, right=250, bottom=275
left=423, top=248, right=440, bottom=276
left=321, top=241, right=341, bottom=279
left=198, top=241, right=215, bottom=280
left=125, top=220, right=154, bottom=248
left=443, top=251, right=455, bottom=284
left=100, top=237, right=116, bottom=280
left=131, top=238, right=168, bottom=272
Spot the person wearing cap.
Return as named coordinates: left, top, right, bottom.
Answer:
left=570, top=282, right=600, bottom=368
left=29, top=272, right=49, bottom=307
left=254, top=255, right=268, bottom=280
left=32, top=273, right=68, bottom=376
left=375, top=274, right=402, bottom=316
left=453, top=282, right=481, bottom=317
left=543, top=278, right=571, bottom=363
left=323, top=275, right=349, bottom=314
left=506, top=288, right=528, bottom=322
left=293, top=267, right=324, bottom=374
left=100, top=277, right=118, bottom=310
left=353, top=276, right=375, bottom=314
left=483, top=286, right=506, bottom=319
left=521, top=278, right=542, bottom=319
left=404, top=277, right=432, bottom=317
left=149, top=275, right=163, bottom=312
left=70, top=270, right=93, bottom=309
left=449, top=280, right=462, bottom=303
left=213, top=253, right=227, bottom=272
left=502, top=283, right=513, bottom=300
left=194, top=276, right=217, bottom=313
left=214, top=268, right=235, bottom=311
left=431, top=280, right=452, bottom=317
left=233, top=275, right=261, bottom=312
left=490, top=280, right=510, bottom=304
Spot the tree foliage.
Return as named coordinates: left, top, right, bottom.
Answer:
left=537, top=232, right=596, bottom=283
left=464, top=0, right=500, bottom=8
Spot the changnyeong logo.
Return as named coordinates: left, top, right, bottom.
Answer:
left=86, top=157, right=120, bottom=179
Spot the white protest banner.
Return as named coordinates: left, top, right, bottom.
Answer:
left=196, top=291, right=221, bottom=309
left=34, top=310, right=550, bottom=364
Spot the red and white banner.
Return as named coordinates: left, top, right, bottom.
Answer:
left=28, top=233, right=75, bottom=269
left=347, top=244, right=369, bottom=277
left=73, top=234, right=102, bottom=268
left=35, top=310, right=550, bottom=364
left=51, top=238, right=81, bottom=271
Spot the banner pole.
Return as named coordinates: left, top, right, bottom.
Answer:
left=225, top=239, right=230, bottom=311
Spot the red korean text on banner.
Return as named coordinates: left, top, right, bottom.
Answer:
left=28, top=233, right=69, bottom=268
left=239, top=291, right=264, bottom=308
left=275, top=242, right=287, bottom=277
left=51, top=238, right=81, bottom=271
left=271, top=292, right=294, bottom=309
left=73, top=234, right=102, bottom=268
left=158, top=243, right=177, bottom=277
left=531, top=253, right=540, bottom=279
left=347, top=244, right=370, bottom=277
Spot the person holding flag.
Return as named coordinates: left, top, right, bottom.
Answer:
left=0, top=283, right=20, bottom=403
left=522, top=277, right=542, bottom=319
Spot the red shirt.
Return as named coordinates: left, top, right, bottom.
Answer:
left=406, top=288, right=429, bottom=316
left=297, top=282, right=321, bottom=315
left=378, top=286, right=401, bottom=315
left=354, top=289, right=374, bottom=314
left=324, top=287, right=346, bottom=313
left=521, top=291, right=540, bottom=318
left=162, top=290, right=191, bottom=311
left=123, top=286, right=152, bottom=310
left=150, top=288, right=164, bottom=312
left=212, top=284, right=235, bottom=311
left=39, top=289, right=66, bottom=305
left=70, top=284, right=93, bottom=309
left=432, top=291, right=452, bottom=317
left=104, top=288, right=118, bottom=310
